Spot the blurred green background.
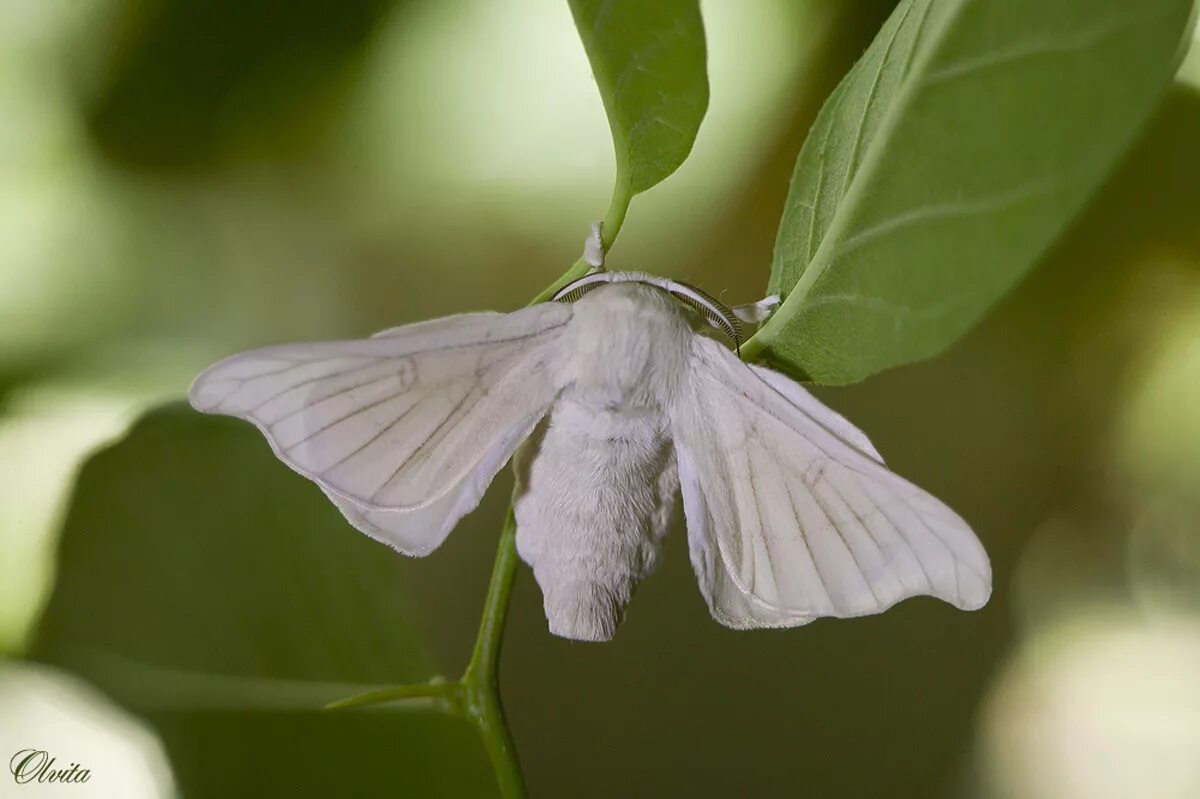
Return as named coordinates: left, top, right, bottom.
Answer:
left=2, top=0, right=1200, bottom=796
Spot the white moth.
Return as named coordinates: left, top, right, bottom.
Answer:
left=190, top=270, right=991, bottom=642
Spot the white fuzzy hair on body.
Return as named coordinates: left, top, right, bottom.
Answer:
left=515, top=284, right=689, bottom=640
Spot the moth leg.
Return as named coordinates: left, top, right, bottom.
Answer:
left=583, top=221, right=606, bottom=272
left=732, top=294, right=781, bottom=324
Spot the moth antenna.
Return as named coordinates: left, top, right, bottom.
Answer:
left=551, top=270, right=618, bottom=303
left=663, top=280, right=744, bottom=351
left=732, top=295, right=781, bottom=324
left=583, top=221, right=605, bottom=272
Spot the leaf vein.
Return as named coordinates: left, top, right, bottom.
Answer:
left=830, top=179, right=1058, bottom=261
left=924, top=11, right=1150, bottom=86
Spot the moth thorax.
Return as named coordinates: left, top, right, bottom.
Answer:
left=553, top=271, right=744, bottom=349
left=563, top=283, right=692, bottom=406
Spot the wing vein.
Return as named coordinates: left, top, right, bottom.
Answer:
left=282, top=390, right=417, bottom=456
left=741, top=429, right=772, bottom=596
left=781, top=464, right=834, bottom=611
left=860, top=477, right=958, bottom=599
left=258, top=370, right=401, bottom=427
left=910, top=504, right=985, bottom=586
left=208, top=355, right=371, bottom=407
left=369, top=384, right=480, bottom=503
left=248, top=360, right=391, bottom=415
left=802, top=461, right=880, bottom=605
left=821, top=475, right=890, bottom=570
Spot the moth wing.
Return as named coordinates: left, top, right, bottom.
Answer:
left=318, top=464, right=498, bottom=557
left=672, top=337, right=991, bottom=629
left=747, top=363, right=883, bottom=464
left=190, top=304, right=571, bottom=555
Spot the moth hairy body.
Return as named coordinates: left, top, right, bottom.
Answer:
left=514, top=284, right=689, bottom=640
left=190, top=272, right=991, bottom=642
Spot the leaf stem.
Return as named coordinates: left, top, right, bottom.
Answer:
left=600, top=175, right=634, bottom=250
left=531, top=258, right=592, bottom=304
left=738, top=334, right=766, bottom=364
left=323, top=678, right=460, bottom=712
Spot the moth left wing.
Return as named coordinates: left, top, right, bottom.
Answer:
left=672, top=337, right=991, bottom=629
left=189, top=303, right=571, bottom=555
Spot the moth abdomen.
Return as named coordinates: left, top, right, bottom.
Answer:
left=513, top=403, right=679, bottom=641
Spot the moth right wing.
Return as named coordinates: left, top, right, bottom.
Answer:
left=672, top=337, right=991, bottom=629
left=189, top=303, right=572, bottom=555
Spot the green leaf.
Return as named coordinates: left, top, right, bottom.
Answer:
left=33, top=403, right=434, bottom=697
left=568, top=0, right=709, bottom=238
left=747, top=0, right=1194, bottom=384
left=30, top=404, right=497, bottom=797
left=151, top=712, right=496, bottom=799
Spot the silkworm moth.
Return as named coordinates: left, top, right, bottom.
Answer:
left=190, top=270, right=991, bottom=641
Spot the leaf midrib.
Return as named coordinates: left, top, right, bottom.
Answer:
left=748, top=0, right=966, bottom=359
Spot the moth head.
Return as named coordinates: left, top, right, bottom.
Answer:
left=552, top=271, right=743, bottom=350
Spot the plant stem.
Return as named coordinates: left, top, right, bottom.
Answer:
left=461, top=510, right=526, bottom=798
left=323, top=678, right=459, bottom=712
left=533, top=257, right=592, bottom=303
left=601, top=175, right=633, bottom=250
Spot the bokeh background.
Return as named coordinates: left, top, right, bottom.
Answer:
left=2, top=0, right=1199, bottom=796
